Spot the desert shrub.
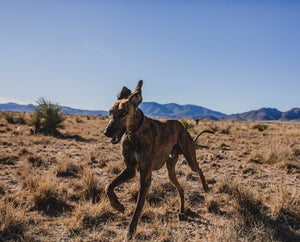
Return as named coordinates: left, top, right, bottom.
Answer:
left=15, top=114, right=27, bottom=125
left=76, top=117, right=84, bottom=123
left=253, top=123, right=268, bottom=132
left=180, top=119, right=194, bottom=129
left=4, top=113, right=15, bottom=124
left=221, top=125, right=231, bottom=134
left=31, top=98, right=65, bottom=135
left=4, top=113, right=26, bottom=125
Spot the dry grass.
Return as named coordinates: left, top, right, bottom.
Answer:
left=0, top=112, right=299, bottom=240
left=0, top=198, right=27, bottom=241
left=80, top=167, right=105, bottom=203
left=56, top=156, right=81, bottom=177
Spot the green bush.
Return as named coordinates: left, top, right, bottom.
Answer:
left=180, top=119, right=194, bottom=129
left=31, top=98, right=65, bottom=135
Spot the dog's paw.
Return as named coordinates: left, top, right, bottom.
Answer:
left=203, top=183, right=209, bottom=193
left=178, top=212, right=186, bottom=221
left=126, top=227, right=136, bottom=241
left=108, top=196, right=125, bottom=213
left=112, top=201, right=125, bottom=214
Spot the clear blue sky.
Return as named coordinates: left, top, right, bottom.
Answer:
left=0, top=1, right=299, bottom=114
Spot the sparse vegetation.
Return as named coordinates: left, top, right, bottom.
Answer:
left=221, top=125, right=231, bottom=134
left=30, top=174, right=71, bottom=216
left=0, top=153, right=18, bottom=165
left=253, top=123, right=269, bottom=131
left=56, top=158, right=81, bottom=177
left=81, top=168, right=104, bottom=203
left=0, top=199, right=27, bottom=241
left=180, top=119, right=194, bottom=129
left=27, top=154, right=43, bottom=167
left=4, top=112, right=27, bottom=125
left=76, top=117, right=84, bottom=123
left=31, top=98, right=65, bottom=135
left=0, top=113, right=299, bottom=241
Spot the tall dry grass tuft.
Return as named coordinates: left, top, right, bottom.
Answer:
left=68, top=199, right=115, bottom=239
left=56, top=156, right=81, bottom=177
left=23, top=172, right=71, bottom=216
left=232, top=186, right=264, bottom=227
left=248, top=137, right=300, bottom=173
left=271, top=184, right=300, bottom=230
left=217, top=180, right=275, bottom=241
left=0, top=198, right=27, bottom=240
left=81, top=168, right=104, bottom=203
left=218, top=179, right=300, bottom=241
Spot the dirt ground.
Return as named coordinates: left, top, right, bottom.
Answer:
left=0, top=112, right=299, bottom=241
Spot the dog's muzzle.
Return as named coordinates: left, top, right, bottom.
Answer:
left=104, top=127, right=126, bottom=144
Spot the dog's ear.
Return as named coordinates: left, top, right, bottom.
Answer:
left=118, top=87, right=132, bottom=100
left=129, top=80, right=143, bottom=107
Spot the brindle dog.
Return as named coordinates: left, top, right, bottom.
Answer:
left=104, top=80, right=209, bottom=240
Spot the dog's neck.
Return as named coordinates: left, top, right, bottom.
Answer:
left=126, top=108, right=145, bottom=135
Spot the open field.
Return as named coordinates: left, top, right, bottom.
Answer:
left=0, top=112, right=299, bottom=241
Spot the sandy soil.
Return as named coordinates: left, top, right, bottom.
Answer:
left=0, top=113, right=299, bottom=241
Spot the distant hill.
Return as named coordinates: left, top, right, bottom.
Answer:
left=0, top=102, right=299, bottom=122
left=0, top=102, right=36, bottom=113
left=280, top=108, right=300, bottom=121
left=139, top=102, right=224, bottom=119
left=220, top=107, right=300, bottom=122
left=60, top=106, right=108, bottom=116
left=221, top=108, right=283, bottom=122
left=0, top=102, right=108, bottom=116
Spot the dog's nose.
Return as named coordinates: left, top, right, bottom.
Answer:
left=104, top=128, right=113, bottom=137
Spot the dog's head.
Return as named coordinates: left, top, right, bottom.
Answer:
left=104, top=80, right=143, bottom=144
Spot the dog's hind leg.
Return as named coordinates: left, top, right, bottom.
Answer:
left=178, top=131, right=209, bottom=192
left=187, top=157, right=209, bottom=192
left=106, top=164, right=137, bottom=213
left=166, top=146, right=185, bottom=213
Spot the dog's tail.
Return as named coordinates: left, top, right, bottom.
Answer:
left=194, top=130, right=215, bottom=143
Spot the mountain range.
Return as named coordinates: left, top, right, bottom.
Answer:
left=0, top=102, right=107, bottom=116
left=0, top=102, right=299, bottom=122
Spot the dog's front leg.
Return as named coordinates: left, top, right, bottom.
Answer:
left=106, top=165, right=136, bottom=213
left=127, top=168, right=152, bottom=241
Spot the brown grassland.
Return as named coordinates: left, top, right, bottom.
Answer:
left=0, top=112, right=299, bottom=241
